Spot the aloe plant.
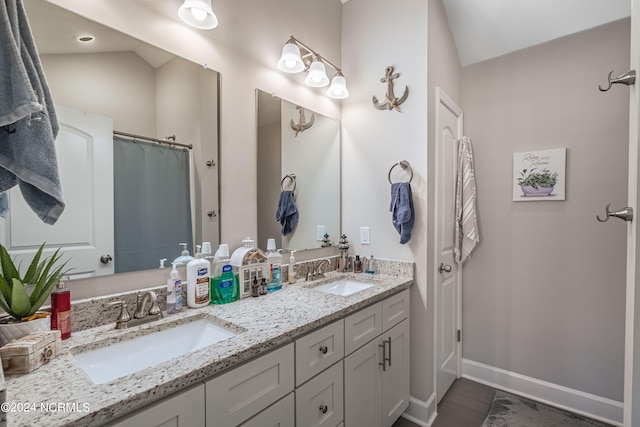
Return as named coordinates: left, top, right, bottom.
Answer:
left=0, top=244, right=69, bottom=321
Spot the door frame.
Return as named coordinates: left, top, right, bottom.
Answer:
left=433, top=87, right=464, bottom=403
left=625, top=0, right=640, bottom=425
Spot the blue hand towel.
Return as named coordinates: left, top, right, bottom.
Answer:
left=390, top=182, right=414, bottom=244
left=276, top=190, right=298, bottom=236
left=0, top=0, right=64, bottom=225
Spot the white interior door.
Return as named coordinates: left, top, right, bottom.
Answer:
left=1, top=105, right=114, bottom=278
left=625, top=1, right=640, bottom=425
left=435, top=88, right=463, bottom=403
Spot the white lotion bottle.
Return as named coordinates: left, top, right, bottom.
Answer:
left=186, top=245, right=211, bottom=308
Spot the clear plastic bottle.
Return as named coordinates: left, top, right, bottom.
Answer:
left=211, top=244, right=240, bottom=304
left=288, top=250, right=297, bottom=284
left=366, top=255, right=375, bottom=275
left=166, top=262, right=182, bottom=314
left=186, top=245, right=210, bottom=308
left=265, top=238, right=282, bottom=292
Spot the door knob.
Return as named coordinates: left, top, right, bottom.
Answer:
left=100, top=254, right=113, bottom=264
left=439, top=263, right=452, bottom=273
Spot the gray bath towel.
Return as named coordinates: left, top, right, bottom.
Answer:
left=390, top=182, right=414, bottom=244
left=276, top=190, right=298, bottom=236
left=0, top=0, right=44, bottom=126
left=0, top=0, right=64, bottom=224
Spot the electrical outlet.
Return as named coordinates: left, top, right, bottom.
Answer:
left=316, top=225, right=325, bottom=241
left=360, top=227, right=370, bottom=245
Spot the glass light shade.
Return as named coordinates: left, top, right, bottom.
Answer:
left=178, top=0, right=218, bottom=30
left=327, top=75, right=349, bottom=99
left=277, top=43, right=304, bottom=73
left=304, top=60, right=330, bottom=87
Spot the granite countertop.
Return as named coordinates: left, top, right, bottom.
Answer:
left=4, top=270, right=412, bottom=427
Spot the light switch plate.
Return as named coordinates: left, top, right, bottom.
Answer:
left=316, top=225, right=325, bottom=241
left=360, top=227, right=370, bottom=245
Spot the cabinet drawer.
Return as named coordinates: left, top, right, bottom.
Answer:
left=382, top=289, right=410, bottom=332
left=344, top=302, right=383, bottom=355
left=108, top=383, right=205, bottom=427
left=296, top=320, right=344, bottom=386
left=205, top=343, right=294, bottom=427
left=239, top=392, right=294, bottom=427
left=296, top=361, right=344, bottom=427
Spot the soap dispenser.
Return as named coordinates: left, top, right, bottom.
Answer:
left=288, top=250, right=297, bottom=284
left=211, top=244, right=240, bottom=304
left=166, top=262, right=182, bottom=314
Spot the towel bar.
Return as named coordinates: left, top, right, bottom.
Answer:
left=388, top=160, right=413, bottom=184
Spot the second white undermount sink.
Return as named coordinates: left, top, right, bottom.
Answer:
left=72, top=316, right=240, bottom=384
left=313, top=279, right=374, bottom=296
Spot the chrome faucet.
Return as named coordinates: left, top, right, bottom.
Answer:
left=105, top=290, right=164, bottom=330
left=134, top=291, right=163, bottom=319
left=307, top=258, right=331, bottom=281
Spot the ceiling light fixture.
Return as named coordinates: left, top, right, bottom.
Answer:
left=277, top=36, right=349, bottom=99
left=178, top=0, right=218, bottom=30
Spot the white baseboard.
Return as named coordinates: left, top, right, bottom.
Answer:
left=401, top=393, right=437, bottom=427
left=462, top=358, right=624, bottom=426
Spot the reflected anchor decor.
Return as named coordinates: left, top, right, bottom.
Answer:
left=372, top=66, right=409, bottom=112
left=290, top=106, right=315, bottom=136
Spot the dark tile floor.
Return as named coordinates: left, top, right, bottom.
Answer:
left=391, top=378, right=496, bottom=427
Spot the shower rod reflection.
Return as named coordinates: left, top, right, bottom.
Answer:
left=113, top=130, right=193, bottom=149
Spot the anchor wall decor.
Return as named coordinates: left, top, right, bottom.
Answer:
left=290, top=106, right=315, bottom=136
left=372, top=66, right=409, bottom=112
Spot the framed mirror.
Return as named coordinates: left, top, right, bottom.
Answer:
left=3, top=0, right=220, bottom=278
left=256, top=90, right=340, bottom=252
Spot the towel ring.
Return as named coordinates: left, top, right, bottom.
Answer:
left=388, top=160, right=413, bottom=184
left=281, top=174, right=297, bottom=192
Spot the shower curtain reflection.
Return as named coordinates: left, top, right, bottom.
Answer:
left=113, top=137, right=193, bottom=273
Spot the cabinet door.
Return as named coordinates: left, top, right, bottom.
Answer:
left=205, top=343, right=294, bottom=427
left=381, top=289, right=410, bottom=332
left=344, top=302, right=382, bottom=356
left=239, top=392, right=294, bottom=427
left=296, top=320, right=344, bottom=386
left=296, top=361, right=344, bottom=427
left=344, top=337, right=382, bottom=427
left=381, top=319, right=410, bottom=427
left=108, top=384, right=205, bottom=427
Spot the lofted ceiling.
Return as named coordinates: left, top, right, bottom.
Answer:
left=441, top=0, right=631, bottom=67
left=27, top=1, right=632, bottom=70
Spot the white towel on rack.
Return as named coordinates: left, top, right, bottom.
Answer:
left=454, top=136, right=479, bottom=266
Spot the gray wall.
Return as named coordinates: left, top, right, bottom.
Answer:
left=461, top=19, right=629, bottom=401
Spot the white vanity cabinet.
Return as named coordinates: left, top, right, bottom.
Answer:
left=344, top=289, right=410, bottom=427
left=107, top=287, right=410, bottom=427
left=107, top=383, right=205, bottom=427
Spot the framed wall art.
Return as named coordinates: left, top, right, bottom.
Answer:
left=513, top=148, right=566, bottom=201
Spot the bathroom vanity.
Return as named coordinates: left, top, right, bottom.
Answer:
left=3, top=263, right=413, bottom=427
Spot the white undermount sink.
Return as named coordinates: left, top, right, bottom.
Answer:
left=312, top=279, right=374, bottom=296
left=72, top=316, right=239, bottom=384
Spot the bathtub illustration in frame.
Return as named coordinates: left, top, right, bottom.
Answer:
left=512, top=148, right=566, bottom=201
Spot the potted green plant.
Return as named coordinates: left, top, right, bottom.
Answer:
left=517, top=168, right=558, bottom=196
left=0, top=243, right=69, bottom=346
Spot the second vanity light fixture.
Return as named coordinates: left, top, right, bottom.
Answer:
left=277, top=36, right=349, bottom=99
left=178, top=0, right=218, bottom=30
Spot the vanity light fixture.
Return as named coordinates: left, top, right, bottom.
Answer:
left=178, top=0, right=218, bottom=30
left=277, top=36, right=349, bottom=99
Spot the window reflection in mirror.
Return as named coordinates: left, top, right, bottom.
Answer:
left=256, top=90, right=340, bottom=251
left=3, top=0, right=220, bottom=278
